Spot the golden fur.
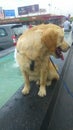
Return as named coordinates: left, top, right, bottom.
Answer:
left=16, top=23, right=69, bottom=97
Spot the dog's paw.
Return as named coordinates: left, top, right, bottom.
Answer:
left=38, top=87, right=46, bottom=97
left=22, top=86, right=30, bottom=95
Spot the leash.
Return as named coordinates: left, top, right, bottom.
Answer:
left=50, top=50, right=73, bottom=98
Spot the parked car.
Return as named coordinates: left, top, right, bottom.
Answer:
left=0, top=24, right=28, bottom=50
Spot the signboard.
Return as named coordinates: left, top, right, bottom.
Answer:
left=18, top=4, right=39, bottom=15
left=18, top=6, right=28, bottom=15
left=3, top=10, right=15, bottom=17
left=27, top=4, right=39, bottom=13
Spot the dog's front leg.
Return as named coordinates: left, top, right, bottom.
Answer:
left=38, top=70, right=47, bottom=97
left=22, top=71, right=30, bottom=95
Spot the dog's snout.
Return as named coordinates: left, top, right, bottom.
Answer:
left=60, top=41, right=70, bottom=52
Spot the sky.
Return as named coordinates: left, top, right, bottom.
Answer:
left=0, top=0, right=73, bottom=16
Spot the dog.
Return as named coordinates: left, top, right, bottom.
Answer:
left=16, top=23, right=70, bottom=97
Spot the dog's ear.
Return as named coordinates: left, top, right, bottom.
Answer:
left=41, top=28, right=58, bottom=51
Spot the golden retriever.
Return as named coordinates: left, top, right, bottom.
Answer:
left=16, top=23, right=69, bottom=97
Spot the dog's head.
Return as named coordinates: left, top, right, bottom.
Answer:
left=42, top=25, right=70, bottom=60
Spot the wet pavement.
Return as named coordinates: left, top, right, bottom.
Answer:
left=0, top=81, right=59, bottom=130
left=48, top=44, right=73, bottom=130
left=0, top=49, right=24, bottom=108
